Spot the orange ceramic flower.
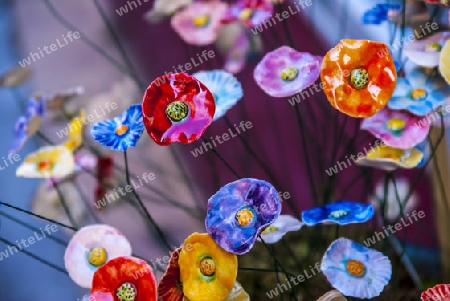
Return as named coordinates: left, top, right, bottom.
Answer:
left=321, top=39, right=397, bottom=118
left=178, top=232, right=237, bottom=301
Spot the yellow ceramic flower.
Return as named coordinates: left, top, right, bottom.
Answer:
left=16, top=145, right=75, bottom=178
left=63, top=110, right=85, bottom=151
left=355, top=145, right=423, bottom=171
left=178, top=232, right=237, bottom=301
left=439, top=40, right=450, bottom=85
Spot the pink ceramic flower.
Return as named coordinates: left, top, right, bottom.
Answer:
left=361, top=108, right=430, bottom=149
left=171, top=0, right=228, bottom=46
left=421, top=283, right=450, bottom=301
left=222, top=0, right=273, bottom=28
left=64, top=224, right=132, bottom=288
left=224, top=30, right=250, bottom=74
left=254, top=46, right=322, bottom=97
left=404, top=32, right=450, bottom=68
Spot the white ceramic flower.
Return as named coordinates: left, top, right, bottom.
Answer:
left=258, top=215, right=304, bottom=244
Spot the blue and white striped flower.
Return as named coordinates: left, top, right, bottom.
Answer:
left=90, top=104, right=144, bottom=151
left=193, top=70, right=243, bottom=121
left=388, top=68, right=449, bottom=116
left=321, top=238, right=392, bottom=299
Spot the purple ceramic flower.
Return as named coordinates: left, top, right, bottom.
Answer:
left=254, top=46, right=322, bottom=97
left=205, top=178, right=282, bottom=255
left=361, top=108, right=430, bottom=149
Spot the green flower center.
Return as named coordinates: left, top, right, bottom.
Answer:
left=200, top=257, right=216, bottom=276
left=166, top=101, right=189, bottom=122
left=88, top=247, right=107, bottom=267
left=425, top=42, right=442, bottom=52
left=329, top=210, right=348, bottom=219
left=349, top=68, right=369, bottom=89
left=410, top=88, right=427, bottom=101
left=235, top=208, right=254, bottom=227
left=346, top=260, right=366, bottom=277
left=280, top=67, right=299, bottom=81
left=116, top=282, right=136, bottom=301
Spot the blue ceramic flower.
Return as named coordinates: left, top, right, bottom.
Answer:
left=301, top=200, right=374, bottom=226
left=205, top=178, right=282, bottom=255
left=321, top=238, right=392, bottom=299
left=192, top=70, right=243, bottom=121
left=362, top=4, right=401, bottom=24
left=90, top=104, right=144, bottom=151
left=388, top=68, right=449, bottom=116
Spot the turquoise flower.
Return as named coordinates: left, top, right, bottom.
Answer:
left=90, top=104, right=144, bottom=151
left=192, top=70, right=243, bottom=121
left=321, top=238, right=392, bottom=299
left=388, top=68, right=449, bottom=116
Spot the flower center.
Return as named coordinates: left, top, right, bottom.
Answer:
left=349, top=68, right=369, bottom=90
left=280, top=67, right=299, bottom=81
left=346, top=260, right=366, bottom=277
left=384, top=154, right=400, bottom=161
left=261, top=226, right=278, bottom=235
left=37, top=160, right=54, bottom=171
left=410, top=88, right=427, bottom=101
left=199, top=257, right=216, bottom=276
left=386, top=117, right=406, bottom=131
left=115, top=125, right=129, bottom=136
left=88, top=247, right=107, bottom=267
left=329, top=210, right=348, bottom=219
left=166, top=101, right=189, bottom=122
left=235, top=208, right=255, bottom=227
left=425, top=42, right=442, bottom=52
left=239, top=8, right=253, bottom=21
left=192, top=14, right=210, bottom=27
left=116, top=282, right=137, bottom=301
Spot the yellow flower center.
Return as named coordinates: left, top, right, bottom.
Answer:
left=346, top=260, right=366, bottom=277
left=386, top=117, right=406, bottom=131
left=166, top=101, right=189, bottom=122
left=411, top=88, right=427, bottom=101
left=280, top=67, right=299, bottom=81
left=262, top=225, right=279, bottom=235
left=350, top=68, right=369, bottom=89
left=192, top=14, right=210, bottom=27
left=329, top=210, right=348, bottom=219
left=199, top=257, right=216, bottom=276
left=115, top=125, right=129, bottom=136
left=88, top=247, right=107, bottom=267
left=116, top=282, right=136, bottom=301
left=239, top=8, right=253, bottom=21
left=425, top=42, right=442, bottom=52
left=235, top=208, right=254, bottom=227
left=37, top=160, right=54, bottom=171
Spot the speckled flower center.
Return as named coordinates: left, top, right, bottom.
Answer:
left=192, top=14, right=210, bottom=27
left=349, top=68, right=369, bottom=90
left=37, top=160, right=54, bottom=171
left=239, top=8, right=253, bottom=21
left=116, top=282, right=136, bottom=301
left=166, top=101, right=189, bottom=122
left=235, top=208, right=254, bottom=227
left=411, top=88, right=427, bottom=101
left=387, top=118, right=406, bottom=131
left=425, top=42, right=442, bottom=52
left=88, top=247, right=107, bottom=267
left=115, top=125, right=129, bottom=136
left=199, top=257, right=216, bottom=276
left=262, top=225, right=279, bottom=235
left=280, top=67, right=299, bottom=81
left=329, top=210, right=348, bottom=219
left=346, top=260, right=366, bottom=277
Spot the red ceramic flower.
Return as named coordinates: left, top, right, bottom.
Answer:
left=157, top=248, right=185, bottom=301
left=421, top=283, right=450, bottom=301
left=142, top=73, right=215, bottom=146
left=90, top=256, right=157, bottom=301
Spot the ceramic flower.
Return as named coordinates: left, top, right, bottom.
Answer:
left=62, top=110, right=86, bottom=151
left=403, top=32, right=450, bottom=68
left=388, top=69, right=448, bottom=116
left=158, top=248, right=186, bottom=301
left=171, top=1, right=228, bottom=46
left=205, top=178, right=282, bottom=254
left=90, top=256, right=157, bottom=301
left=47, top=153, right=98, bottom=187
left=355, top=145, right=424, bottom=171
left=317, top=290, right=347, bottom=301
left=321, top=39, right=397, bottom=118
left=90, top=104, right=144, bottom=151
left=421, top=283, right=450, bottom=301
left=0, top=65, right=32, bottom=87
left=361, top=108, right=430, bottom=149
left=223, top=282, right=250, bottom=301
left=65, top=224, right=132, bottom=288
left=321, top=238, right=392, bottom=299
left=44, top=86, right=84, bottom=121
left=192, top=70, right=243, bottom=121
left=258, top=215, right=304, bottom=244
left=16, top=145, right=74, bottom=178
left=302, top=201, right=374, bottom=226
left=224, top=29, right=250, bottom=74
left=144, top=0, right=192, bottom=23
left=254, top=46, right=322, bottom=97
left=222, top=0, right=273, bottom=28
left=362, top=4, right=401, bottom=24
left=370, top=177, right=419, bottom=222
left=178, top=232, right=238, bottom=301
left=440, top=40, right=450, bottom=85
left=142, top=73, right=215, bottom=146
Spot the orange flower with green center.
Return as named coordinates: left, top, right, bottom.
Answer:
left=178, top=233, right=237, bottom=301
left=320, top=39, right=397, bottom=118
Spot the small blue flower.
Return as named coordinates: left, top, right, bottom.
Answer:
left=90, top=104, right=144, bottom=151
left=362, top=4, right=401, bottom=25
left=192, top=70, right=243, bottom=121
left=388, top=68, right=449, bottom=116
left=321, top=238, right=392, bottom=299
left=302, top=200, right=374, bottom=226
